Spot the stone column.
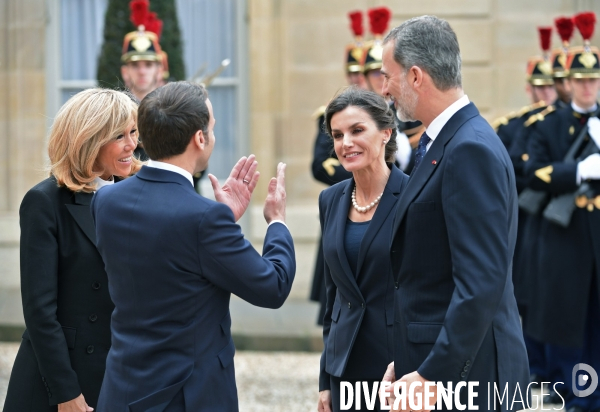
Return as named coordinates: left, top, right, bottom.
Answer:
left=0, top=0, right=47, bottom=294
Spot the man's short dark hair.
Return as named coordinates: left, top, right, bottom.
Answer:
left=139, top=81, right=209, bottom=160
left=384, top=15, right=462, bottom=91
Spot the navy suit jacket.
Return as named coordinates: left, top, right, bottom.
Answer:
left=391, top=103, right=529, bottom=411
left=91, top=166, right=296, bottom=411
left=319, top=165, right=409, bottom=391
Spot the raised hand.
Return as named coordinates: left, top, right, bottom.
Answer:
left=263, top=162, right=286, bottom=224
left=209, top=154, right=259, bottom=221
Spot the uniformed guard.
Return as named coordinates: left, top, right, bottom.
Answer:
left=121, top=1, right=164, bottom=103
left=524, top=12, right=600, bottom=412
left=492, top=27, right=557, bottom=152
left=362, top=7, right=391, bottom=94
left=344, top=10, right=368, bottom=90
left=122, top=0, right=165, bottom=162
left=505, top=26, right=565, bottom=399
left=551, top=16, right=575, bottom=108
left=499, top=29, right=558, bottom=395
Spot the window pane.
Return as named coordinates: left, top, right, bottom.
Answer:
left=176, top=0, right=237, bottom=79
left=60, top=0, right=107, bottom=81
left=206, top=86, right=237, bottom=178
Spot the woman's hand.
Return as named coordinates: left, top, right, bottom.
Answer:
left=58, top=394, right=93, bottom=411
left=317, top=389, right=332, bottom=412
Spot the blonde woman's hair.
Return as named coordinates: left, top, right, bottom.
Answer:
left=48, top=88, right=142, bottom=192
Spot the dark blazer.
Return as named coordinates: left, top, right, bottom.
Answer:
left=319, top=165, right=408, bottom=391
left=523, top=105, right=600, bottom=347
left=3, top=177, right=114, bottom=411
left=91, top=166, right=296, bottom=412
left=390, top=103, right=529, bottom=411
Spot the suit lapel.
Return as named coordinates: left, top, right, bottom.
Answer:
left=65, top=191, right=96, bottom=245
left=356, top=167, right=406, bottom=275
left=391, top=103, right=479, bottom=238
left=334, top=179, right=365, bottom=301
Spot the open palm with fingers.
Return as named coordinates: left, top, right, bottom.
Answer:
left=209, top=154, right=260, bottom=221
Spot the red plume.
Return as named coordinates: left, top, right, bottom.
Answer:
left=368, top=7, right=392, bottom=36
left=144, top=12, right=163, bottom=39
left=554, top=17, right=574, bottom=43
left=538, top=27, right=552, bottom=52
left=348, top=11, right=363, bottom=37
left=129, top=0, right=149, bottom=27
left=574, top=12, right=596, bottom=41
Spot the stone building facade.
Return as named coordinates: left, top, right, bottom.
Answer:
left=1, top=0, right=599, bottom=327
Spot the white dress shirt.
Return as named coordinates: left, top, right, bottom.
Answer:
left=425, top=94, right=470, bottom=151
left=93, top=176, right=115, bottom=191
left=147, top=159, right=194, bottom=186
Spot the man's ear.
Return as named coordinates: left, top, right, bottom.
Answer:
left=410, top=66, right=423, bottom=89
left=192, top=130, right=205, bottom=151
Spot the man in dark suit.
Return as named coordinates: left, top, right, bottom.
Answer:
left=92, top=81, right=296, bottom=411
left=379, top=16, right=529, bottom=411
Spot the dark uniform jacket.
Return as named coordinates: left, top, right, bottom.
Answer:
left=524, top=104, right=600, bottom=347
left=3, top=177, right=114, bottom=411
left=505, top=103, right=557, bottom=316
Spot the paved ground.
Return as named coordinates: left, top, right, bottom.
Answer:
left=0, top=342, right=565, bottom=411
left=0, top=342, right=321, bottom=411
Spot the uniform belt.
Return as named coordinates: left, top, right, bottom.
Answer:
left=575, top=194, right=600, bottom=211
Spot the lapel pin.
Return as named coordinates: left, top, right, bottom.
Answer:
left=432, top=160, right=437, bottom=165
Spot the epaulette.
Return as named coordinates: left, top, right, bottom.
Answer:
left=517, top=100, right=547, bottom=118
left=491, top=100, right=548, bottom=131
left=524, top=105, right=556, bottom=127
left=491, top=114, right=516, bottom=131
left=312, top=105, right=327, bottom=119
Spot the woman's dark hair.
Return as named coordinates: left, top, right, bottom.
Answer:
left=324, top=86, right=398, bottom=163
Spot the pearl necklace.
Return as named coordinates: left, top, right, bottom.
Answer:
left=352, top=186, right=383, bottom=213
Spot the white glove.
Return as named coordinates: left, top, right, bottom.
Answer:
left=577, top=153, right=600, bottom=183
left=395, top=131, right=412, bottom=172
left=587, top=117, right=600, bottom=148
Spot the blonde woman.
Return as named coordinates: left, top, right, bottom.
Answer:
left=3, top=89, right=141, bottom=412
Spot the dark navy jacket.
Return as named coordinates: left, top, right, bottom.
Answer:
left=319, top=165, right=408, bottom=391
left=390, top=103, right=529, bottom=412
left=92, top=166, right=296, bottom=411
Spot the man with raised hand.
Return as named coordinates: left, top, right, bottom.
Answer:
left=92, top=81, right=296, bottom=411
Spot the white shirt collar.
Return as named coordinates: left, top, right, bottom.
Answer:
left=571, top=101, right=598, bottom=114
left=93, top=176, right=115, bottom=191
left=425, top=95, right=471, bottom=142
left=147, top=159, right=194, bottom=186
